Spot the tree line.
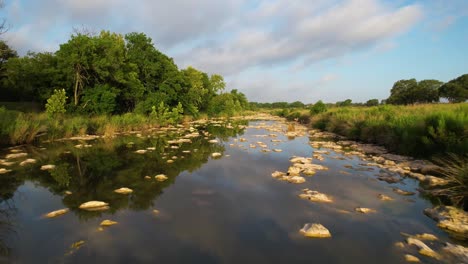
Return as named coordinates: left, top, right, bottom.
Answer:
left=0, top=31, right=248, bottom=117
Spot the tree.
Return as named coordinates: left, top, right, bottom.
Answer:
left=439, top=74, right=468, bottom=103
left=0, top=1, right=8, bottom=36
left=336, top=99, right=352, bottom=107
left=310, top=100, right=327, bottom=114
left=387, top=79, right=441, bottom=105
left=289, top=101, right=305, bottom=108
left=45, top=89, right=67, bottom=117
left=366, top=99, right=379, bottom=106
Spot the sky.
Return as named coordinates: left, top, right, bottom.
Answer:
left=1, top=0, right=467, bottom=103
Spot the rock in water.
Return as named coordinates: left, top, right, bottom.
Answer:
left=392, top=188, right=415, bottom=196
left=443, top=243, right=468, bottom=263
left=300, top=223, right=331, bottom=238
left=287, top=176, right=305, bottom=184
left=114, top=187, right=133, bottom=194
left=406, top=237, right=440, bottom=259
left=19, top=159, right=36, bottom=166
left=79, top=201, right=109, bottom=211
left=44, top=208, right=69, bottom=218
left=155, top=174, right=168, bottom=182
left=271, top=171, right=286, bottom=178
left=299, top=189, right=333, bottom=203
left=355, top=207, right=376, bottom=214
left=40, top=164, right=56, bottom=170
left=211, top=152, right=222, bottom=158
left=0, top=168, right=11, bottom=174
left=100, top=220, right=118, bottom=226
left=404, top=254, right=420, bottom=262
left=424, top=206, right=468, bottom=239
left=378, top=194, right=393, bottom=201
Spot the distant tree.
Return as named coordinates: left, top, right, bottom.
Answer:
left=439, top=74, right=468, bottom=103
left=366, top=99, right=379, bottom=106
left=387, top=79, right=441, bottom=105
left=0, top=1, right=8, bottom=36
left=336, top=99, right=352, bottom=107
left=289, top=101, right=305, bottom=108
left=310, top=100, right=327, bottom=114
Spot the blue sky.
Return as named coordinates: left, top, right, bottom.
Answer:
left=1, top=0, right=467, bottom=103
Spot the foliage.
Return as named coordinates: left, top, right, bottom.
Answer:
left=429, top=154, right=468, bottom=209
left=307, top=103, right=468, bottom=158
left=387, top=79, right=441, bottom=105
left=336, top=99, right=352, bottom=107
left=206, top=90, right=248, bottom=117
left=45, top=89, right=67, bottom=117
left=310, top=100, right=327, bottom=114
left=80, top=84, right=118, bottom=114
left=366, top=99, right=379, bottom=106
left=439, top=74, right=468, bottom=103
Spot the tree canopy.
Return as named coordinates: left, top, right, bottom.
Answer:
left=386, top=79, right=441, bottom=105
left=439, top=74, right=468, bottom=103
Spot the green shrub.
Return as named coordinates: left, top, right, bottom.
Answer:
left=310, top=100, right=327, bottom=114
left=45, top=89, right=67, bottom=117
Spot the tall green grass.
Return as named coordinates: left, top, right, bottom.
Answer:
left=0, top=107, right=186, bottom=146
left=308, top=103, right=467, bottom=158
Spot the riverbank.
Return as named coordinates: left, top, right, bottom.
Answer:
left=275, top=103, right=467, bottom=159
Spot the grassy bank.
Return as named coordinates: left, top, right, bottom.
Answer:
left=0, top=107, right=190, bottom=146
left=277, top=103, right=468, bottom=159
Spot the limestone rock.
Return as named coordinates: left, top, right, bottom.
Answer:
left=114, top=187, right=133, bottom=194
left=100, top=220, right=118, bottom=226
left=155, top=174, right=168, bottom=182
left=287, top=166, right=302, bottom=176
left=44, top=208, right=69, bottom=218
left=424, top=206, right=468, bottom=239
left=355, top=207, right=376, bottom=214
left=19, top=159, right=36, bottom=166
left=404, top=254, right=420, bottom=262
left=443, top=243, right=468, bottom=263
left=135, top=149, right=147, bottom=154
left=79, top=201, right=109, bottom=211
left=299, top=189, right=333, bottom=203
left=413, top=233, right=438, bottom=241
left=287, top=176, right=305, bottom=184
left=211, top=152, right=222, bottom=158
left=300, top=223, right=331, bottom=238
left=406, top=237, right=440, bottom=259
left=392, top=188, right=415, bottom=196
left=0, top=168, right=11, bottom=174
left=423, top=176, right=449, bottom=187
left=271, top=171, right=286, bottom=178
left=5, top=153, right=27, bottom=159
left=378, top=194, right=393, bottom=201
left=40, top=164, right=56, bottom=170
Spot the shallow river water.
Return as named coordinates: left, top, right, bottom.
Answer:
left=0, top=119, right=463, bottom=263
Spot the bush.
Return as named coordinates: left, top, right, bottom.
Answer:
left=310, top=100, right=327, bottom=114
left=45, top=89, right=67, bottom=117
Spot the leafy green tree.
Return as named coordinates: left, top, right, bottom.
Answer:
left=45, top=89, right=67, bottom=117
left=289, top=101, right=305, bottom=108
left=387, top=79, right=441, bottom=104
left=80, top=84, right=118, bottom=114
left=439, top=74, right=468, bottom=103
left=366, top=99, right=379, bottom=106
left=337, top=99, right=352, bottom=107
left=310, top=100, right=327, bottom=114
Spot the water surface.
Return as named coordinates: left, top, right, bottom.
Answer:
left=0, top=120, right=456, bottom=263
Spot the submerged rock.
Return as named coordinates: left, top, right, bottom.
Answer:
left=392, top=188, right=415, bottom=196
left=79, top=201, right=109, bottom=211
left=299, top=189, right=333, bottom=203
left=378, top=194, right=394, bottom=201
left=100, top=220, right=118, bottom=226
left=155, top=174, right=168, bottom=182
left=44, top=208, right=69, bottom=218
left=423, top=176, right=449, bottom=187
left=424, top=206, right=468, bottom=239
left=355, top=207, right=376, bottom=214
left=300, top=223, right=331, bottom=238
left=406, top=237, right=440, bottom=259
left=114, top=187, right=133, bottom=194
left=377, top=174, right=401, bottom=184
left=412, top=233, right=438, bottom=241
left=40, top=164, right=56, bottom=171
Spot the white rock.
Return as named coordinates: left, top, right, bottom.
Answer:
left=135, top=149, right=147, bottom=154
left=114, top=187, right=133, bottom=194
left=100, top=220, right=118, bottom=226
left=79, top=201, right=109, bottom=211
left=0, top=168, right=11, bottom=174
left=211, top=152, right=222, bottom=158
left=20, top=159, right=36, bottom=166
left=300, top=223, right=331, bottom=238
left=40, top=164, right=56, bottom=171
left=299, top=190, right=333, bottom=203
left=44, top=208, right=69, bottom=218
left=5, top=153, right=27, bottom=159
left=155, top=174, right=168, bottom=181
left=287, top=176, right=305, bottom=184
